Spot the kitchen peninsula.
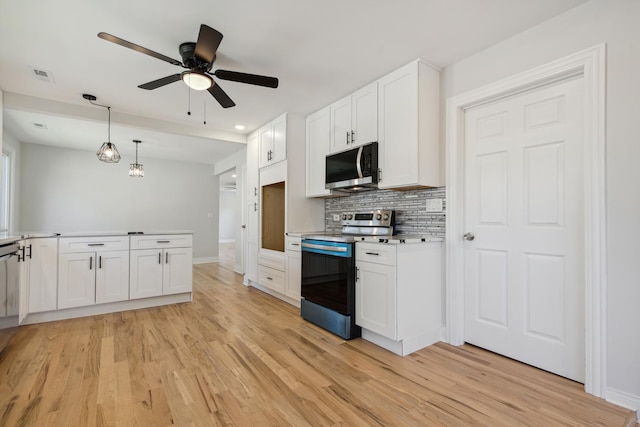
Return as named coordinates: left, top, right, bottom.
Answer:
left=16, top=231, right=193, bottom=325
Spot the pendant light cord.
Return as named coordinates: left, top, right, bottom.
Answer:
left=88, top=99, right=112, bottom=142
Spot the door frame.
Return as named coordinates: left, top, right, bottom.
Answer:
left=445, top=44, right=606, bottom=397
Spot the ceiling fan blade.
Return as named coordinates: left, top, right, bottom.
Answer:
left=213, top=69, right=279, bottom=88
left=138, top=74, right=182, bottom=90
left=208, top=82, right=236, bottom=108
left=98, top=32, right=183, bottom=67
left=194, top=25, right=223, bottom=66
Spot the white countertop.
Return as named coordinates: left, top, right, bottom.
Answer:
left=0, top=230, right=193, bottom=245
left=286, top=231, right=324, bottom=238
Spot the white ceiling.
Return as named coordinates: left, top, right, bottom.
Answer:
left=0, top=0, right=588, bottom=165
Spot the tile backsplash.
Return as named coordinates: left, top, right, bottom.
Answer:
left=325, top=187, right=446, bottom=236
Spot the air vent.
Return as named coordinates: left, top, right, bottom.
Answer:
left=31, top=67, right=55, bottom=83
left=32, top=122, right=48, bottom=130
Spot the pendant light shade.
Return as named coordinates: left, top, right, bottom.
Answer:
left=96, top=141, right=121, bottom=163
left=129, top=140, right=144, bottom=177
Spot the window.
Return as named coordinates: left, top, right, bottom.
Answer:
left=0, top=150, right=11, bottom=233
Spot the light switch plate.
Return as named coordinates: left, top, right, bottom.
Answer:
left=333, top=214, right=341, bottom=221
left=426, top=198, right=443, bottom=213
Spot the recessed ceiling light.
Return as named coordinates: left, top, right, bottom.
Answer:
left=234, top=125, right=245, bottom=130
left=231, top=174, right=237, bottom=178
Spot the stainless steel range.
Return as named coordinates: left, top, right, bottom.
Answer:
left=300, top=209, right=395, bottom=339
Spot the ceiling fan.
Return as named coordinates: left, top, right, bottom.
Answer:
left=97, top=25, right=279, bottom=108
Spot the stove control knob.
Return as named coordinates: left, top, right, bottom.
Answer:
left=342, top=214, right=347, bottom=220
left=376, top=213, right=382, bottom=220
left=347, top=214, right=353, bottom=220
left=383, top=213, right=390, bottom=220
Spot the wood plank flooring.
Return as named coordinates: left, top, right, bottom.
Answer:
left=0, top=253, right=636, bottom=426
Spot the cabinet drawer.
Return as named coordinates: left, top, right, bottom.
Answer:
left=258, top=251, right=286, bottom=271
left=258, top=265, right=285, bottom=294
left=285, top=236, right=302, bottom=252
left=356, top=242, right=396, bottom=266
left=130, top=234, right=193, bottom=249
left=59, top=236, right=129, bottom=253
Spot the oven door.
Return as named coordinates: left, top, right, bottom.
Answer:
left=301, top=239, right=354, bottom=315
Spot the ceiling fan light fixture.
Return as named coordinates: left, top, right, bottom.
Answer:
left=181, top=71, right=212, bottom=91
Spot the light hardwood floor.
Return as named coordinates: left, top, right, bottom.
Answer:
left=0, top=253, right=636, bottom=426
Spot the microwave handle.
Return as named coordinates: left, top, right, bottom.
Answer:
left=356, top=146, right=364, bottom=178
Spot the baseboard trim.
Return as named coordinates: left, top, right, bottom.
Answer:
left=193, top=257, right=219, bottom=264
left=606, top=388, right=639, bottom=423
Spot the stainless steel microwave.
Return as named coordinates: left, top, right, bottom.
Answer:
left=325, top=142, right=378, bottom=192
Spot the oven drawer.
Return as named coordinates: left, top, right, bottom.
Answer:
left=258, top=265, right=285, bottom=293
left=356, top=242, right=396, bottom=266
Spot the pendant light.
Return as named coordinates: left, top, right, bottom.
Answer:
left=129, top=140, right=144, bottom=177
left=83, top=94, right=121, bottom=163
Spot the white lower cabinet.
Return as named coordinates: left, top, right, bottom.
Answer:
left=58, top=240, right=130, bottom=310
left=355, top=241, right=443, bottom=356
left=285, top=236, right=302, bottom=301
left=129, top=235, right=193, bottom=300
left=20, top=238, right=58, bottom=314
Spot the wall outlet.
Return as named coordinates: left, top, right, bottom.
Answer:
left=333, top=214, right=341, bottom=221
left=426, top=198, right=443, bottom=213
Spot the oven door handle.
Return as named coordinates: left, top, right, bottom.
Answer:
left=301, top=243, right=348, bottom=253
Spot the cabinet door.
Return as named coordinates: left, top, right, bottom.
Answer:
left=129, top=249, right=163, bottom=299
left=258, top=125, right=273, bottom=167
left=355, top=260, right=397, bottom=340
left=378, top=62, right=419, bottom=189
left=306, top=107, right=331, bottom=197
left=28, top=238, right=58, bottom=313
left=351, top=82, right=378, bottom=147
left=247, top=131, right=260, bottom=200
left=285, top=250, right=301, bottom=300
left=271, top=114, right=287, bottom=164
left=245, top=199, right=259, bottom=283
left=245, top=241, right=259, bottom=283
left=58, top=252, right=96, bottom=309
left=95, top=250, right=130, bottom=304
left=162, top=248, right=193, bottom=295
left=18, top=242, right=29, bottom=324
left=329, top=96, right=352, bottom=153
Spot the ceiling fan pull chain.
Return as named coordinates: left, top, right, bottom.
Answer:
left=187, top=81, right=191, bottom=116
left=203, top=95, right=207, bottom=125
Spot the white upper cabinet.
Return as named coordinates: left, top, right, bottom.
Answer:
left=377, top=60, right=441, bottom=189
left=305, top=106, right=331, bottom=197
left=246, top=131, right=260, bottom=201
left=330, top=81, right=378, bottom=153
left=259, top=113, right=287, bottom=168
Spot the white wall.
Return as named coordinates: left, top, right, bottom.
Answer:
left=218, top=189, right=236, bottom=242
left=19, top=143, right=219, bottom=261
left=2, top=130, right=21, bottom=234
left=442, top=0, right=640, bottom=408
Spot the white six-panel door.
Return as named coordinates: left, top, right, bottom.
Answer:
left=464, top=77, right=585, bottom=382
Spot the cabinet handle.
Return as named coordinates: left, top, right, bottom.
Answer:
left=254, top=187, right=257, bottom=196
left=18, top=245, right=25, bottom=262
left=27, top=244, right=32, bottom=259
left=89, top=256, right=93, bottom=270
left=157, top=240, right=170, bottom=244
left=165, top=252, right=169, bottom=264
left=266, top=276, right=273, bottom=281
left=365, top=252, right=380, bottom=256
left=158, top=252, right=162, bottom=264
left=346, top=131, right=350, bottom=144
left=378, top=168, right=382, bottom=182
left=254, top=202, right=258, bottom=212
left=99, top=256, right=102, bottom=269
left=356, top=267, right=360, bottom=281
left=290, top=243, right=300, bottom=246
left=351, top=130, right=355, bottom=143
left=88, top=243, right=105, bottom=247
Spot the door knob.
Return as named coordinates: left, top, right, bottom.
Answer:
left=463, top=232, right=475, bottom=241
